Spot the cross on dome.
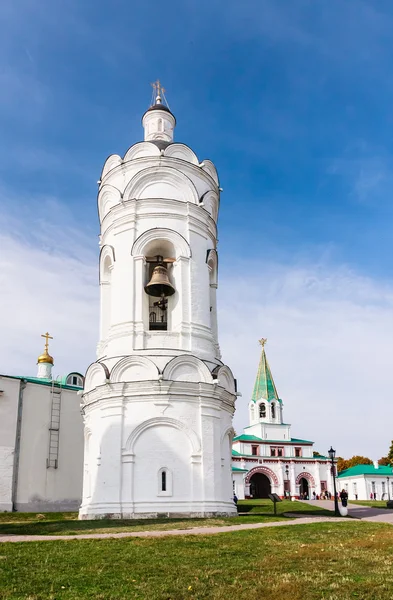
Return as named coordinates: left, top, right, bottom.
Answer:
left=151, top=79, right=165, bottom=105
left=38, top=331, right=54, bottom=365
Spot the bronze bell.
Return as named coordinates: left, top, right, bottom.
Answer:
left=145, top=264, right=176, bottom=298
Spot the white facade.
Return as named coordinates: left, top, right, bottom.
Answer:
left=337, top=465, right=393, bottom=501
left=79, top=93, right=237, bottom=519
left=232, top=344, right=334, bottom=500
left=0, top=373, right=83, bottom=512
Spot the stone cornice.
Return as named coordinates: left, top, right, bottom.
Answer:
left=100, top=155, right=219, bottom=194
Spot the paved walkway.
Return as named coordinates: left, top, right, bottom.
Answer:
left=303, top=500, right=393, bottom=524
left=0, top=516, right=350, bottom=543
left=1, top=502, right=393, bottom=543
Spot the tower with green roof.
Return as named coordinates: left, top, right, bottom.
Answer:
left=246, top=339, right=289, bottom=441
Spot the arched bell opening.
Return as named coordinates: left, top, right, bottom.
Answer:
left=143, top=239, right=176, bottom=332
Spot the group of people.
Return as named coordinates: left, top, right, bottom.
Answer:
left=311, top=491, right=332, bottom=500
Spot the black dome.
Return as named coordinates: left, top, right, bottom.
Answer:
left=142, top=103, right=176, bottom=124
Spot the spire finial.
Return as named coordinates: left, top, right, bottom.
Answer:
left=37, top=331, right=54, bottom=371
left=151, top=79, right=165, bottom=105
left=259, top=338, right=267, bottom=347
left=41, top=331, right=53, bottom=354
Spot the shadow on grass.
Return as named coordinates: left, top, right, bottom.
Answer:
left=237, top=499, right=335, bottom=518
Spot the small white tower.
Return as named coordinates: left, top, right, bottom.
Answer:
left=79, top=83, right=237, bottom=519
left=37, top=332, right=54, bottom=380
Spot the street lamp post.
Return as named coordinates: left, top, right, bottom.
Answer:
left=328, top=446, right=340, bottom=517
left=285, top=465, right=290, bottom=500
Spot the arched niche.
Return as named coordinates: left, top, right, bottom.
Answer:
left=201, top=191, right=219, bottom=222
left=110, top=355, right=159, bottom=383
left=131, top=228, right=191, bottom=259
left=206, top=249, right=218, bottom=285
left=123, top=141, right=161, bottom=162
left=123, top=416, right=201, bottom=454
left=99, top=245, right=115, bottom=284
left=201, top=159, right=219, bottom=185
left=123, top=166, right=199, bottom=204
left=84, top=362, right=110, bottom=393
left=97, top=184, right=122, bottom=222
left=164, top=143, right=199, bottom=165
left=101, top=154, right=122, bottom=180
left=163, top=355, right=213, bottom=384
left=212, top=365, right=236, bottom=394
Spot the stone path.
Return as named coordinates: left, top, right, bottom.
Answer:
left=303, top=500, right=393, bottom=524
left=0, top=516, right=349, bottom=543
left=2, top=502, right=393, bottom=543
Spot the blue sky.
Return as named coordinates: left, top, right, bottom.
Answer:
left=2, top=0, right=393, bottom=458
left=2, top=0, right=393, bottom=272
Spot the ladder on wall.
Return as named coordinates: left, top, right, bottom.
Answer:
left=47, top=382, right=62, bottom=469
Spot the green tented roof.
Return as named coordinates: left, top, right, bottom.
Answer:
left=232, top=449, right=241, bottom=456
left=232, top=466, right=248, bottom=472
left=251, top=345, right=279, bottom=403
left=338, top=465, right=393, bottom=478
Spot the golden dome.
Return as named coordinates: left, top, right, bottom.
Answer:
left=37, top=332, right=54, bottom=364
left=37, top=350, right=54, bottom=365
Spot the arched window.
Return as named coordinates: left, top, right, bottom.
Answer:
left=259, top=403, right=266, bottom=418
left=66, top=374, right=84, bottom=387
left=158, top=468, right=172, bottom=496
left=149, top=312, right=157, bottom=323
left=271, top=402, right=276, bottom=419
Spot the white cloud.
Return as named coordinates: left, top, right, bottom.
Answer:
left=1, top=199, right=392, bottom=460
left=220, top=261, right=393, bottom=460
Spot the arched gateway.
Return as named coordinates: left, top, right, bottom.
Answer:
left=245, top=466, right=278, bottom=499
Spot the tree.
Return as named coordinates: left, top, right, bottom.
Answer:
left=387, top=440, right=393, bottom=465
left=378, top=456, right=390, bottom=466
left=336, top=457, right=348, bottom=472
left=336, top=455, right=373, bottom=472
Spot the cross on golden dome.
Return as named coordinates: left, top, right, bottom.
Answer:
left=38, top=332, right=54, bottom=365
left=258, top=338, right=267, bottom=347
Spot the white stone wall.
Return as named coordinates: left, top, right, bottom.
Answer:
left=338, top=475, right=393, bottom=501
left=0, top=377, right=83, bottom=512
left=233, top=457, right=334, bottom=499
left=0, top=378, right=21, bottom=511
left=81, top=113, right=237, bottom=519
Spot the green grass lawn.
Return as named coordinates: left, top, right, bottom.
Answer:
left=0, top=500, right=335, bottom=537
left=350, top=500, right=392, bottom=509
left=0, top=521, right=392, bottom=599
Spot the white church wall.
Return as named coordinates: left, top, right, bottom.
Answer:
left=15, top=383, right=83, bottom=512
left=0, top=377, right=20, bottom=511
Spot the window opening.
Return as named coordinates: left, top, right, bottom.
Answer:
left=270, top=447, right=276, bottom=457
left=259, top=403, right=266, bottom=419
left=271, top=403, right=276, bottom=419
left=251, top=445, right=258, bottom=456
left=295, top=447, right=302, bottom=457
left=161, top=470, right=167, bottom=492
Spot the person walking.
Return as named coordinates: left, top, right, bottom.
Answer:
left=340, top=488, right=348, bottom=508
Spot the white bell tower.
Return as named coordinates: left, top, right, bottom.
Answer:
left=79, top=82, right=237, bottom=519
